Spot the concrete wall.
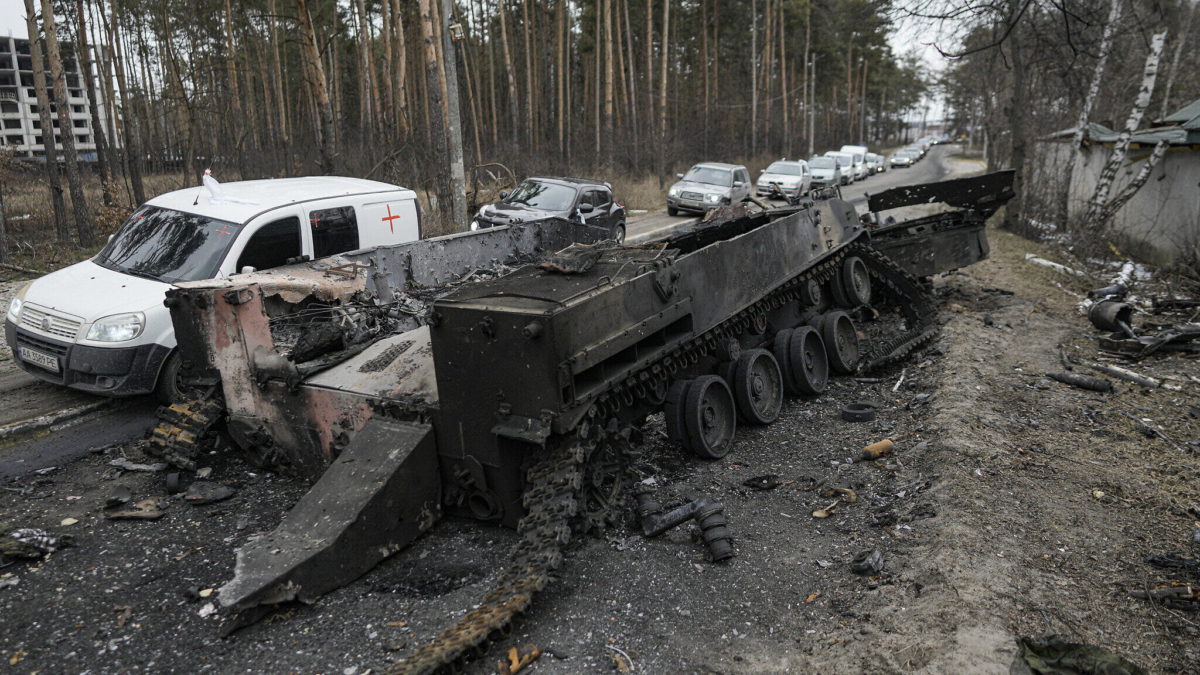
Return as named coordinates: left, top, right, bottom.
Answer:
left=1071, top=145, right=1200, bottom=263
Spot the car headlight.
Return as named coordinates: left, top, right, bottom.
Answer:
left=705, top=193, right=723, bottom=203
left=668, top=186, right=681, bottom=197
left=6, top=282, right=30, bottom=322
left=470, top=219, right=480, bottom=231
left=86, top=312, right=145, bottom=342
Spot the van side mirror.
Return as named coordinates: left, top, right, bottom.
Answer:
left=240, top=266, right=257, bottom=275
left=675, top=173, right=684, bottom=179
left=733, top=181, right=744, bottom=188
left=107, top=234, right=114, bottom=243
left=499, top=191, right=509, bottom=199
left=577, top=203, right=595, bottom=214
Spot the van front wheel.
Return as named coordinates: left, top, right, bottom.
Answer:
left=154, top=350, right=187, bottom=404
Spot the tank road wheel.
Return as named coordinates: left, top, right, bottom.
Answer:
left=732, top=349, right=784, bottom=425
left=799, top=278, right=825, bottom=308
left=664, top=379, right=693, bottom=443
left=788, top=327, right=829, bottom=395
left=841, top=256, right=872, bottom=306
left=771, top=328, right=797, bottom=393
left=682, top=376, right=737, bottom=459
left=820, top=311, right=861, bottom=374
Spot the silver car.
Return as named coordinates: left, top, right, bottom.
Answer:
left=667, top=163, right=752, bottom=216
left=755, top=160, right=811, bottom=199
left=808, top=156, right=842, bottom=187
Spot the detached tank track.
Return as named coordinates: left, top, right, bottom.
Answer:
left=145, top=397, right=226, bottom=471
left=389, top=239, right=937, bottom=673
left=389, top=432, right=590, bottom=675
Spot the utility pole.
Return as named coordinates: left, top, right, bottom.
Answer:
left=441, top=0, right=468, bottom=230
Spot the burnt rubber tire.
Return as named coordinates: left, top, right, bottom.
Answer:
left=841, top=256, right=872, bottom=306
left=663, top=379, right=692, bottom=443
left=820, top=311, right=861, bottom=374
left=731, top=349, right=784, bottom=425
left=771, top=328, right=797, bottom=394
left=681, top=375, right=737, bottom=459
left=841, top=402, right=877, bottom=422
left=668, top=206, right=680, bottom=217
left=788, top=326, right=829, bottom=395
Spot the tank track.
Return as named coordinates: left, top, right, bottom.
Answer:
left=145, top=397, right=226, bottom=471
left=388, top=430, right=590, bottom=675
left=388, top=240, right=937, bottom=672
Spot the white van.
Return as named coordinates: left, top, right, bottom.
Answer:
left=5, top=175, right=422, bottom=401
left=839, top=145, right=870, bottom=180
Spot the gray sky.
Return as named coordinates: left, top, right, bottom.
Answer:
left=0, top=3, right=28, bottom=41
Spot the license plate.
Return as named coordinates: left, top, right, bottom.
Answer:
left=19, top=345, right=60, bottom=373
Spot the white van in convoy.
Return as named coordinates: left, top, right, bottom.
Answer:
left=839, top=145, right=870, bottom=180
left=5, top=174, right=422, bottom=401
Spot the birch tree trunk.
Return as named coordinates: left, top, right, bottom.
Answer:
left=1058, top=0, right=1122, bottom=227
left=1100, top=139, right=1168, bottom=223
left=104, top=0, right=144, bottom=204
left=23, top=0, right=68, bottom=242
left=1084, top=29, right=1168, bottom=228
left=40, top=0, right=94, bottom=247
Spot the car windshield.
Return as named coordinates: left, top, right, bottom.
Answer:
left=684, top=166, right=733, bottom=187
left=504, top=180, right=576, bottom=211
left=809, top=157, right=836, bottom=169
left=764, top=162, right=805, bottom=176
left=94, top=205, right=242, bottom=284
left=826, top=155, right=852, bottom=167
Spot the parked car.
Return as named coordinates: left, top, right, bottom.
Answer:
left=667, top=162, right=752, bottom=215
left=6, top=175, right=422, bottom=402
left=755, top=160, right=811, bottom=199
left=472, top=176, right=626, bottom=243
left=865, top=153, right=886, bottom=174
left=890, top=150, right=917, bottom=167
left=906, top=145, right=926, bottom=159
left=823, top=152, right=856, bottom=185
left=807, top=156, right=843, bottom=187
left=839, top=145, right=870, bottom=180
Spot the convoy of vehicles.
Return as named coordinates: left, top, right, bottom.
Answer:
left=471, top=176, right=627, bottom=243
left=667, top=162, right=753, bottom=215
left=5, top=176, right=422, bottom=402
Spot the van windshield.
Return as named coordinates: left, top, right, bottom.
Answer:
left=764, top=162, right=805, bottom=176
left=809, top=157, right=836, bottom=169
left=94, top=205, right=242, bottom=283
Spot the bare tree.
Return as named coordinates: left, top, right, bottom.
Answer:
left=23, top=0, right=68, bottom=242
left=1084, top=29, right=1168, bottom=228
left=41, top=0, right=94, bottom=247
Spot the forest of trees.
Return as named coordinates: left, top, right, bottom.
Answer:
left=12, top=0, right=930, bottom=232
left=935, top=0, right=1199, bottom=233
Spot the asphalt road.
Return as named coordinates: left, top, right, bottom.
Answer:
left=626, top=144, right=954, bottom=242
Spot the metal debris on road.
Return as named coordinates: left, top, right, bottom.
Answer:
left=1089, top=364, right=1160, bottom=388
left=498, top=645, right=544, bottom=675
left=1045, top=371, right=1113, bottom=392
left=109, top=458, right=169, bottom=473
left=860, top=439, right=895, bottom=461
left=1, top=528, right=72, bottom=559
left=184, top=482, right=236, bottom=506
left=841, top=402, right=878, bottom=422
left=850, top=549, right=885, bottom=575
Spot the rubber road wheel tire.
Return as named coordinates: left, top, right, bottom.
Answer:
left=154, top=350, right=185, bottom=404
left=732, top=349, right=784, bottom=425
left=663, top=379, right=692, bottom=443
left=821, top=311, right=860, bottom=374
left=682, top=375, right=737, bottom=459
left=771, top=328, right=797, bottom=394
left=668, top=206, right=679, bottom=217
left=788, top=327, right=829, bottom=395
left=841, top=256, right=871, bottom=306
left=613, top=223, right=626, bottom=243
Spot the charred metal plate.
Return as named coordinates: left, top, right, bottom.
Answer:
left=306, top=326, right=438, bottom=405
left=867, top=170, right=1015, bottom=217
left=218, top=418, right=441, bottom=613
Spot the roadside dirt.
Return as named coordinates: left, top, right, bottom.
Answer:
left=3, top=203, right=1198, bottom=674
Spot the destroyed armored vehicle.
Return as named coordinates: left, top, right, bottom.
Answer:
left=151, top=172, right=1014, bottom=672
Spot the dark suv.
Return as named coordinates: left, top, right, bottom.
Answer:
left=471, top=177, right=627, bottom=243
